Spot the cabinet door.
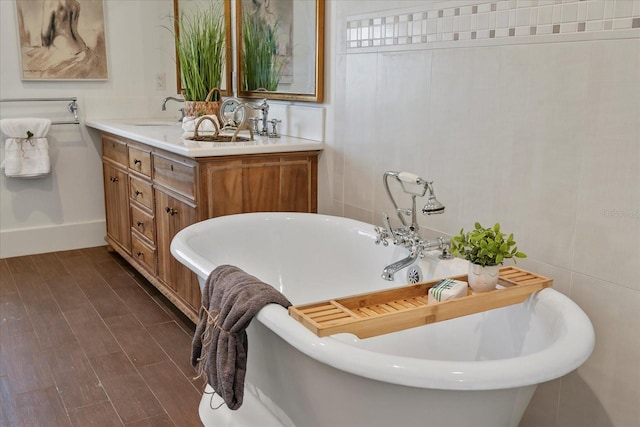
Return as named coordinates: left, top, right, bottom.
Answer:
left=103, top=162, right=131, bottom=253
left=280, top=155, right=317, bottom=212
left=243, top=158, right=280, bottom=212
left=155, top=190, right=200, bottom=310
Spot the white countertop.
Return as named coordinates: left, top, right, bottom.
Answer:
left=86, top=119, right=324, bottom=158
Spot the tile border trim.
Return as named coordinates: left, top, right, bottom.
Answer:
left=346, top=0, right=640, bottom=50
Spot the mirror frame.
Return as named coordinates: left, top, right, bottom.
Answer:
left=173, top=0, right=233, bottom=97
left=235, top=0, right=324, bottom=103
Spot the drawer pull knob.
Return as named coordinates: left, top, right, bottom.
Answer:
left=110, top=176, right=119, bottom=183
left=136, top=251, right=143, bottom=257
left=134, top=159, right=142, bottom=165
left=135, top=190, right=142, bottom=197
left=165, top=207, right=178, bottom=216
left=136, top=221, right=143, bottom=227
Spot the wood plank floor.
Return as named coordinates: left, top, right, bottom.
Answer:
left=0, top=246, right=204, bottom=426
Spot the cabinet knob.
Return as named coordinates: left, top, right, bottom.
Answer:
left=135, top=190, right=142, bottom=197
left=136, top=221, right=143, bottom=227
left=165, top=207, right=178, bottom=216
left=136, top=251, right=143, bottom=257
left=134, top=159, right=142, bottom=165
left=110, top=176, right=119, bottom=183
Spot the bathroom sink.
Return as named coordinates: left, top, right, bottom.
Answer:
left=127, top=120, right=180, bottom=126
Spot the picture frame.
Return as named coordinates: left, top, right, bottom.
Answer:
left=16, top=0, right=108, bottom=81
left=236, top=0, right=324, bottom=103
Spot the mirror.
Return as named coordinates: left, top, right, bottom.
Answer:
left=173, top=0, right=233, bottom=98
left=236, top=0, right=324, bottom=102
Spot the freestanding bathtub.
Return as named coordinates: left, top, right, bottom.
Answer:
left=171, top=212, right=595, bottom=427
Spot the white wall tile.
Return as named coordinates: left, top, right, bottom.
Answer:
left=613, top=0, right=634, bottom=18
left=495, top=42, right=591, bottom=270
left=573, top=39, right=640, bottom=290
left=372, top=50, right=432, bottom=223
left=342, top=53, right=378, bottom=211
left=604, top=0, right=615, bottom=19
left=561, top=274, right=640, bottom=427
left=587, top=1, right=605, bottom=21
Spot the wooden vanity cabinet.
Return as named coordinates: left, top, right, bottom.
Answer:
left=155, top=190, right=199, bottom=310
left=102, top=136, right=131, bottom=254
left=101, top=132, right=319, bottom=322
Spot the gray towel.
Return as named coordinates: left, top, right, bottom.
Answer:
left=191, top=265, right=291, bottom=410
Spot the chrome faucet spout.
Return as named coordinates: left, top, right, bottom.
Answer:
left=161, top=96, right=184, bottom=111
left=246, top=99, right=270, bottom=135
left=381, top=249, right=419, bottom=281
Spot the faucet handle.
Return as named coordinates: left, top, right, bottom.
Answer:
left=248, top=117, right=260, bottom=134
left=374, top=226, right=390, bottom=246
left=268, top=119, right=281, bottom=138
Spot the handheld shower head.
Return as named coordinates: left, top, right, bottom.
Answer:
left=422, top=182, right=445, bottom=215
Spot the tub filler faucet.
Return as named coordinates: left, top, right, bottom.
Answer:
left=375, top=171, right=452, bottom=281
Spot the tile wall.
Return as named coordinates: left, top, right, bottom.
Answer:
left=347, top=0, right=640, bottom=46
left=329, top=1, right=639, bottom=426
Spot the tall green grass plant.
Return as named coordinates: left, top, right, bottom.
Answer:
left=241, top=13, right=282, bottom=91
left=175, top=3, right=225, bottom=101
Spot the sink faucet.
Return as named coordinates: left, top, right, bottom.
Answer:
left=246, top=99, right=270, bottom=136
left=375, top=171, right=451, bottom=281
left=161, top=96, right=185, bottom=121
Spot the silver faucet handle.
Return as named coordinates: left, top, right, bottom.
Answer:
left=248, top=117, right=260, bottom=134
left=268, top=119, right=281, bottom=138
left=374, top=226, right=390, bottom=246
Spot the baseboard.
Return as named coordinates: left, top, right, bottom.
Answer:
left=0, top=220, right=107, bottom=259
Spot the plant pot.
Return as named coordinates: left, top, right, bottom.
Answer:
left=183, top=88, right=222, bottom=118
left=468, top=263, right=499, bottom=293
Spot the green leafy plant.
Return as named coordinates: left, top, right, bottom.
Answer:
left=450, top=222, right=527, bottom=267
left=241, top=12, right=283, bottom=91
left=174, top=3, right=225, bottom=101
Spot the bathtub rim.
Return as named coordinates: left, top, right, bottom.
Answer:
left=171, top=212, right=595, bottom=391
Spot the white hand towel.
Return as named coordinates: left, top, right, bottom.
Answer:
left=0, top=118, right=52, bottom=178
left=182, top=115, right=220, bottom=133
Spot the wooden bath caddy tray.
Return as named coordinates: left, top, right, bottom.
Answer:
left=288, top=266, right=552, bottom=339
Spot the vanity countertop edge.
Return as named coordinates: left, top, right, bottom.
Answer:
left=86, top=119, right=324, bottom=158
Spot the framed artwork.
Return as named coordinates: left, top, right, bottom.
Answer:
left=16, top=0, right=108, bottom=80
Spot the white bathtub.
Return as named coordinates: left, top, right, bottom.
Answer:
left=171, top=212, right=595, bottom=427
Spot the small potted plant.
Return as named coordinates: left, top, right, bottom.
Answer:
left=450, top=222, right=527, bottom=293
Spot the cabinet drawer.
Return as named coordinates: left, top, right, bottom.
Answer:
left=153, top=154, right=196, bottom=199
left=102, top=135, right=128, bottom=166
left=131, top=234, right=156, bottom=275
left=128, top=147, right=152, bottom=177
left=131, top=204, right=155, bottom=243
left=129, top=176, right=153, bottom=209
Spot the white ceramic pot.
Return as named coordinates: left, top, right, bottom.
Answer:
left=468, top=263, right=499, bottom=293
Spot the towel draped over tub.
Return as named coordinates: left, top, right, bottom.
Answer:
left=191, top=264, right=291, bottom=410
